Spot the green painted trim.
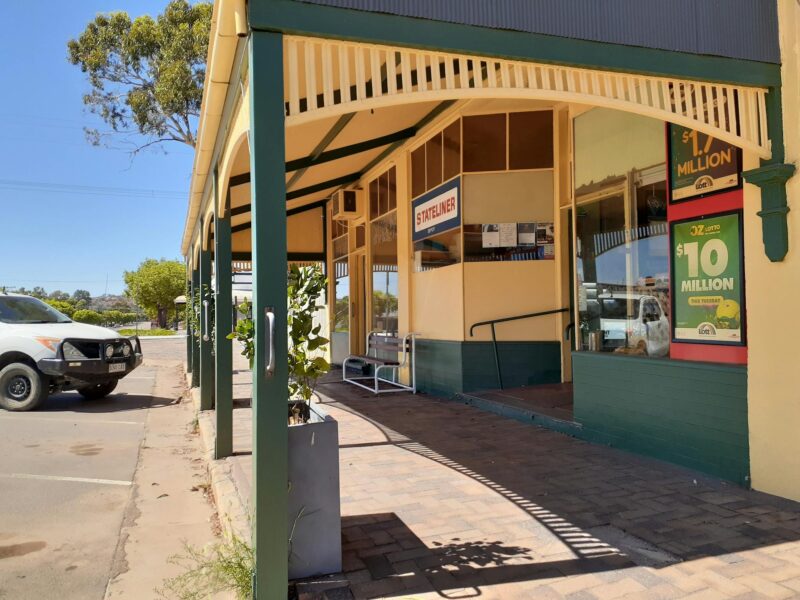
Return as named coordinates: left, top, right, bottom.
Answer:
left=286, top=126, right=415, bottom=172
left=199, top=247, right=215, bottom=411
left=186, top=275, right=193, bottom=374
left=190, top=268, right=200, bottom=387
left=572, top=352, right=749, bottom=486
left=214, top=169, right=234, bottom=460
left=287, top=113, right=355, bottom=190
left=249, top=0, right=780, bottom=87
left=743, top=163, right=796, bottom=262
left=413, top=339, right=562, bottom=397
left=285, top=172, right=360, bottom=200
left=249, top=31, right=289, bottom=598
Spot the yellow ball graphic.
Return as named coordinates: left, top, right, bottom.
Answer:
left=715, top=299, right=740, bottom=329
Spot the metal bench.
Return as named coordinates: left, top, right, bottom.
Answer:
left=343, top=331, right=416, bottom=394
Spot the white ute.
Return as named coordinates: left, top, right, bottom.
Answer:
left=0, top=292, right=143, bottom=411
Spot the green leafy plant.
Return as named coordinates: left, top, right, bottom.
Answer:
left=229, top=265, right=331, bottom=422
left=227, top=299, right=255, bottom=368
left=157, top=534, right=254, bottom=600
left=287, top=264, right=330, bottom=413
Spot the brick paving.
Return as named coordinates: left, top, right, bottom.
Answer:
left=209, top=364, right=800, bottom=599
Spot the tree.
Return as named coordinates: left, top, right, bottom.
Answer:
left=49, top=290, right=71, bottom=302
left=67, top=0, right=212, bottom=153
left=31, top=287, right=47, bottom=299
left=73, top=289, right=92, bottom=305
left=124, top=259, right=185, bottom=328
left=73, top=309, right=103, bottom=325
left=45, top=300, right=76, bottom=318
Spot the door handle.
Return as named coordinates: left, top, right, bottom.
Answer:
left=202, top=300, right=210, bottom=341
left=265, top=307, right=276, bottom=376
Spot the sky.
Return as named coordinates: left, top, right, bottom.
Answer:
left=0, top=2, right=196, bottom=296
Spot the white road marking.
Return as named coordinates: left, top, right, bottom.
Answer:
left=0, top=473, right=132, bottom=486
left=0, top=415, right=143, bottom=426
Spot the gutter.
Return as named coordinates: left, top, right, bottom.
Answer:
left=181, top=0, right=247, bottom=256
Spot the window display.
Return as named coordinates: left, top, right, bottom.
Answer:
left=574, top=108, right=669, bottom=357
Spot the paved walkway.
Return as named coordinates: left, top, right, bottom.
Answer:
left=207, top=366, right=800, bottom=599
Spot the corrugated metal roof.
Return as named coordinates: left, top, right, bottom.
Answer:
left=295, top=0, right=780, bottom=64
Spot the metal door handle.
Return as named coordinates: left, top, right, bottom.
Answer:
left=202, top=300, right=210, bottom=341
left=265, top=307, right=276, bottom=376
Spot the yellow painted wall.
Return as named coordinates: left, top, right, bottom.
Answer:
left=747, top=0, right=800, bottom=502
left=287, top=208, right=325, bottom=253
left=463, top=171, right=554, bottom=223
left=411, top=263, right=465, bottom=340
left=464, top=261, right=558, bottom=341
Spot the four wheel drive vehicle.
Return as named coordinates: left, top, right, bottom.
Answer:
left=0, top=293, right=143, bottom=411
left=597, top=293, right=670, bottom=357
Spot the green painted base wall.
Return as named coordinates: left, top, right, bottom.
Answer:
left=415, top=339, right=561, bottom=397
left=572, top=352, right=749, bottom=486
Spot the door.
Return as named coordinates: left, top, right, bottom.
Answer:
left=350, top=252, right=367, bottom=355
left=331, top=258, right=350, bottom=365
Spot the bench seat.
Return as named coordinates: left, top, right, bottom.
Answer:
left=343, top=332, right=416, bottom=395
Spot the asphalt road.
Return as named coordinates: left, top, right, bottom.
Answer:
left=0, top=337, right=184, bottom=600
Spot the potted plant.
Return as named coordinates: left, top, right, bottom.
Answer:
left=230, top=264, right=341, bottom=580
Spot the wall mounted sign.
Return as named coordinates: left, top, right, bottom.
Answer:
left=669, top=124, right=741, bottom=203
left=412, top=177, right=460, bottom=241
left=671, top=211, right=745, bottom=344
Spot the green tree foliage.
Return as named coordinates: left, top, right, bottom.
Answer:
left=45, top=299, right=76, bottom=318
left=72, top=289, right=92, bottom=305
left=124, top=259, right=186, bottom=323
left=287, top=265, right=330, bottom=407
left=73, top=309, right=104, bottom=325
left=30, top=287, right=46, bottom=299
left=227, top=299, right=254, bottom=368
left=49, top=290, right=71, bottom=302
left=67, top=0, right=212, bottom=152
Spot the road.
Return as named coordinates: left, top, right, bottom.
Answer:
left=0, top=336, right=213, bottom=600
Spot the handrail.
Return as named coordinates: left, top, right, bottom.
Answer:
left=469, top=307, right=570, bottom=390
left=469, top=307, right=570, bottom=337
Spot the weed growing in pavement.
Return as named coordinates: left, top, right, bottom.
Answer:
left=189, top=416, right=199, bottom=435
left=157, top=534, right=254, bottom=600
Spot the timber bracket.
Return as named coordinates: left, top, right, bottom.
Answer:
left=743, top=162, right=796, bottom=262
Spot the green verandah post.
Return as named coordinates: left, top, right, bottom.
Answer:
left=214, top=167, right=234, bottom=459
left=186, top=269, right=193, bottom=374
left=190, top=265, right=200, bottom=388
left=249, top=30, right=289, bottom=598
left=199, top=243, right=215, bottom=410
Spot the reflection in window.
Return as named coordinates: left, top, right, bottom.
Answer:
left=574, top=109, right=670, bottom=358
left=370, top=211, right=398, bottom=333
left=413, top=228, right=461, bottom=272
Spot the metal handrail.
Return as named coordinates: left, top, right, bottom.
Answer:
left=469, top=307, right=570, bottom=390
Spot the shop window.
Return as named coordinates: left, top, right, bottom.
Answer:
left=463, top=114, right=506, bottom=172
left=370, top=166, right=397, bottom=220
left=426, top=133, right=443, bottom=190
left=509, top=111, right=554, bottom=170
left=411, top=145, right=426, bottom=198
left=443, top=120, right=461, bottom=181
left=370, top=211, right=398, bottom=333
left=413, top=229, right=461, bottom=271
left=573, top=108, right=669, bottom=358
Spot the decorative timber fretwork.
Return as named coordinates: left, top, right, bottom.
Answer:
left=284, top=36, right=772, bottom=159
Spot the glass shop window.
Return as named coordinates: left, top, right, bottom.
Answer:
left=370, top=211, right=398, bottom=333
left=463, top=114, right=506, bottom=172
left=413, top=228, right=461, bottom=272
left=333, top=259, right=350, bottom=335
left=573, top=108, right=670, bottom=358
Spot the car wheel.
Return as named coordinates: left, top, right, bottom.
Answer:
left=0, top=363, right=48, bottom=412
left=78, top=381, right=118, bottom=400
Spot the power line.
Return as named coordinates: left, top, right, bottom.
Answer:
left=0, top=179, right=186, bottom=200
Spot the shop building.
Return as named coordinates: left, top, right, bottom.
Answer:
left=182, top=0, right=800, bottom=593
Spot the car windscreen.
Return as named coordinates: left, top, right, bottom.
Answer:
left=0, top=297, right=72, bottom=324
left=600, top=298, right=639, bottom=320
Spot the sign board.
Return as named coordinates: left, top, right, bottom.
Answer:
left=671, top=212, right=745, bottom=344
left=412, top=178, right=460, bottom=242
left=669, top=124, right=740, bottom=202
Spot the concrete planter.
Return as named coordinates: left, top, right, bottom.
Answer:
left=287, top=401, right=342, bottom=579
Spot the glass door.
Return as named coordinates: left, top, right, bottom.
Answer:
left=331, top=258, right=350, bottom=365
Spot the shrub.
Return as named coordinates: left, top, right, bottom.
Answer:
left=72, top=309, right=103, bottom=325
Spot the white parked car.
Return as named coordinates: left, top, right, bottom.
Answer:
left=0, top=293, right=143, bottom=411
left=597, top=293, right=670, bottom=357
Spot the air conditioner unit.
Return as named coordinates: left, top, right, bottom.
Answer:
left=331, top=189, right=362, bottom=221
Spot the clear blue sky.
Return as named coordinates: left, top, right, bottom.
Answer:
left=0, top=1, right=196, bottom=296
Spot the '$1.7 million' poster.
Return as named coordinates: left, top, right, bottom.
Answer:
left=672, top=212, right=744, bottom=344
